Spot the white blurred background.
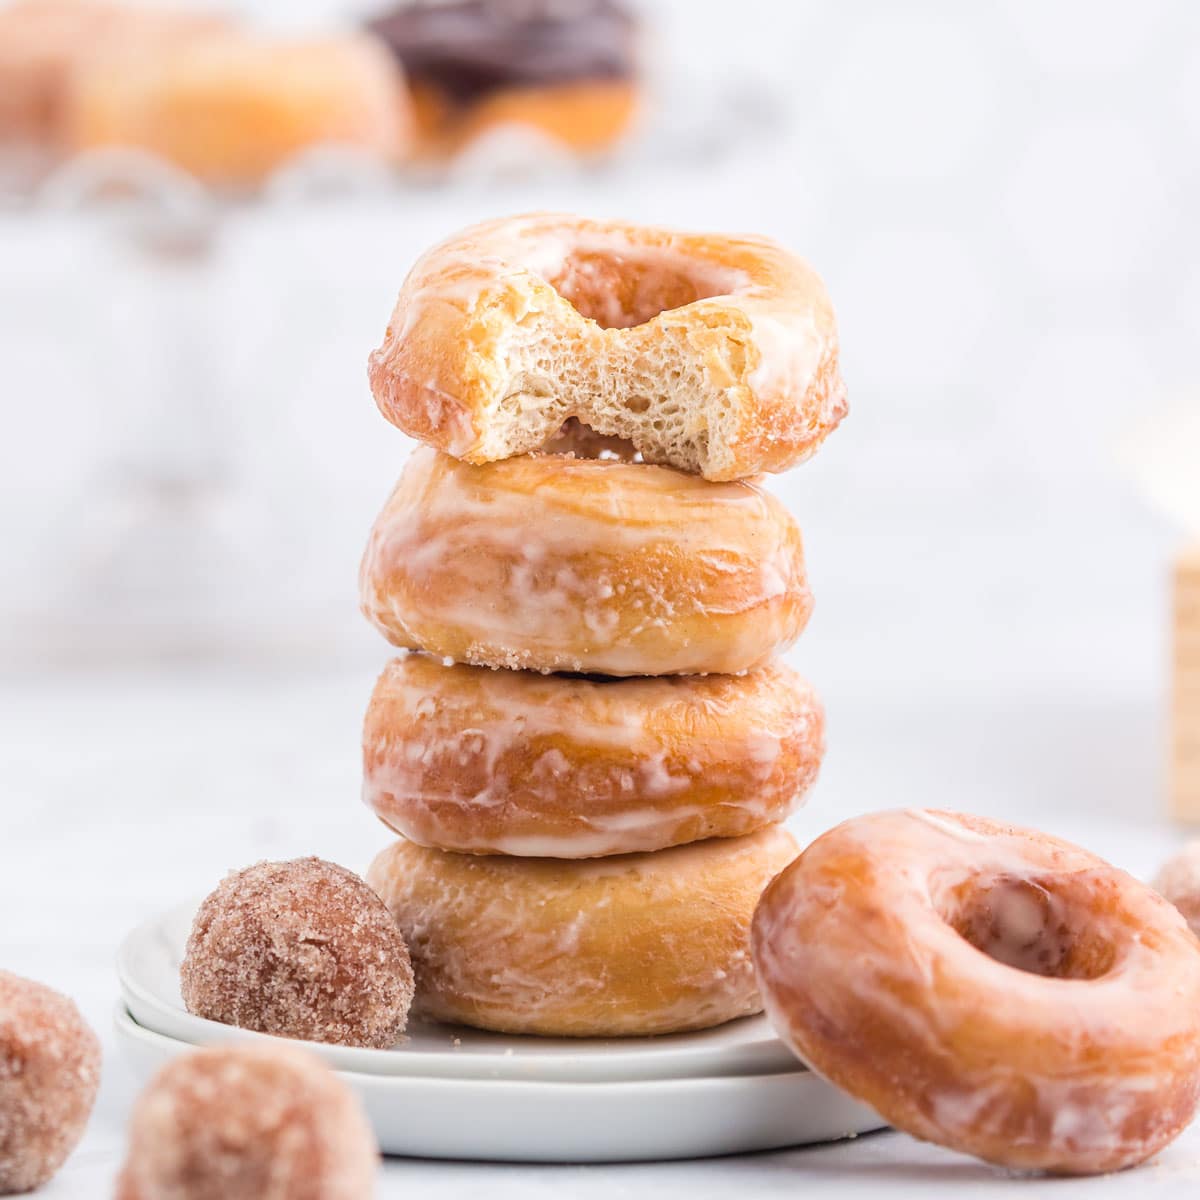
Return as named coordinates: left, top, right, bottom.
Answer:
left=3, top=0, right=1199, bottom=908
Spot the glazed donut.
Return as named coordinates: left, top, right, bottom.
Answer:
left=0, top=0, right=225, bottom=147
left=367, top=826, right=798, bottom=1037
left=67, top=31, right=408, bottom=186
left=364, top=653, right=824, bottom=857
left=359, top=447, right=812, bottom=676
left=367, top=0, right=640, bottom=157
left=367, top=212, right=847, bottom=481
left=752, top=808, right=1200, bottom=1174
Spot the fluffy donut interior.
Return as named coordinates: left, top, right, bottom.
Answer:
left=480, top=246, right=751, bottom=477
left=941, top=874, right=1117, bottom=981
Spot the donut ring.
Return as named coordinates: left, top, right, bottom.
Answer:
left=359, top=447, right=812, bottom=676
left=752, top=809, right=1200, bottom=1174
left=363, top=653, right=825, bottom=858
left=67, top=32, right=408, bottom=186
left=367, top=212, right=847, bottom=481
left=368, top=827, right=798, bottom=1037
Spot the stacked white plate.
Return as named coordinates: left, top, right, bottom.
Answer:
left=116, top=902, right=884, bottom=1162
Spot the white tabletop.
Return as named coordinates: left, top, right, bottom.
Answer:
left=4, top=665, right=1199, bottom=1196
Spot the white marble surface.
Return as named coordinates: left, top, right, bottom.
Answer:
left=4, top=666, right=1200, bottom=1196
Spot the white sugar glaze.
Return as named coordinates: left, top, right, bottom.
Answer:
left=752, top=808, right=1200, bottom=1174
left=363, top=654, right=824, bottom=857
left=368, top=827, right=799, bottom=1037
left=359, top=448, right=812, bottom=676
left=368, top=213, right=847, bottom=482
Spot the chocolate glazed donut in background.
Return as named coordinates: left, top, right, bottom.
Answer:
left=365, top=0, right=640, bottom=154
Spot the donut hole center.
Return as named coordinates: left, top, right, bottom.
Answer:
left=946, top=875, right=1116, bottom=980
left=540, top=418, right=643, bottom=462
left=547, top=249, right=731, bottom=329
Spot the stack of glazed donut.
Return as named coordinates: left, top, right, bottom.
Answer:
left=359, top=211, right=847, bottom=1038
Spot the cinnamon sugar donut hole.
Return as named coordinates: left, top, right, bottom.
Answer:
left=364, top=653, right=825, bottom=857
left=367, top=826, right=798, bottom=1037
left=359, top=447, right=812, bottom=676
left=181, top=858, right=413, bottom=1050
left=68, top=31, right=408, bottom=186
left=752, top=809, right=1200, bottom=1175
left=115, top=1042, right=377, bottom=1200
left=1154, top=841, right=1200, bottom=936
left=0, top=971, right=101, bottom=1194
left=367, top=213, right=846, bottom=481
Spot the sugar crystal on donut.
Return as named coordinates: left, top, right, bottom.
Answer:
left=0, top=970, right=101, bottom=1194
left=180, top=857, right=413, bottom=1049
left=115, top=1041, right=377, bottom=1200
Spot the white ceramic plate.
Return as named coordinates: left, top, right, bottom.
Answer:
left=119, top=902, right=799, bottom=1082
left=114, top=1005, right=884, bottom=1162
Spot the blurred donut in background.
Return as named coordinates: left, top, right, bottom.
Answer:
left=66, top=31, right=411, bottom=187
left=0, top=0, right=225, bottom=147
left=366, top=0, right=641, bottom=156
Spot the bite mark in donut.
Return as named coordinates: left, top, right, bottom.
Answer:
left=367, top=213, right=847, bottom=481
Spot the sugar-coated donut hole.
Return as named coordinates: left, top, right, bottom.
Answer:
left=0, top=972, right=102, bottom=1194
left=116, top=1042, right=378, bottom=1200
left=180, top=857, right=414, bottom=1050
left=547, top=248, right=731, bottom=330
left=942, top=873, right=1117, bottom=981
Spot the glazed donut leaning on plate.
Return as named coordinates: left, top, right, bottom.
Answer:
left=367, top=212, right=847, bottom=481
left=752, top=808, right=1200, bottom=1175
left=367, top=826, right=798, bottom=1037
left=364, top=653, right=825, bottom=857
left=359, top=447, right=812, bottom=676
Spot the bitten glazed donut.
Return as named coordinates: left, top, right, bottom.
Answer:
left=367, top=212, right=847, bottom=481
left=68, top=31, right=408, bottom=186
left=367, top=826, right=798, bottom=1037
left=364, top=653, right=824, bottom=857
left=752, top=809, right=1200, bottom=1175
left=359, top=447, right=812, bottom=676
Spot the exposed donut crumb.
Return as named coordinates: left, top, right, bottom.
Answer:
left=115, top=1042, right=377, bottom=1200
left=180, top=857, right=414, bottom=1050
left=0, top=970, right=101, bottom=1194
left=1155, top=842, right=1200, bottom=936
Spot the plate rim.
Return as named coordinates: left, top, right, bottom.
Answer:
left=117, top=899, right=802, bottom=1082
